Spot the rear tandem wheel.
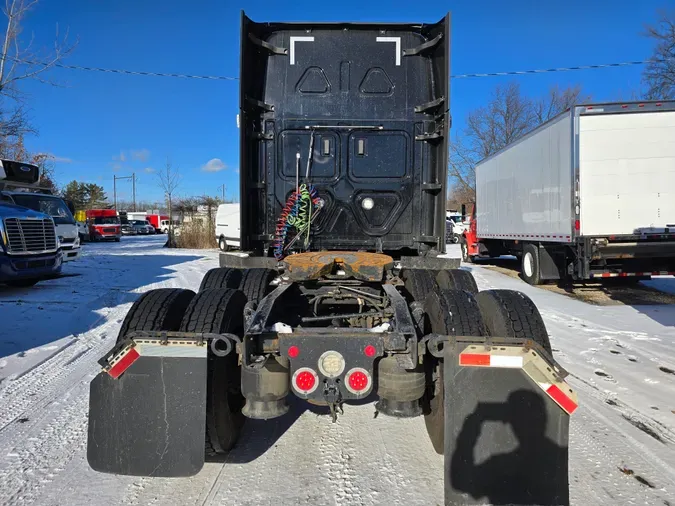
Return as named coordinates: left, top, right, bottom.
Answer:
left=423, top=289, right=488, bottom=454
left=116, top=288, right=196, bottom=343
left=180, top=288, right=248, bottom=454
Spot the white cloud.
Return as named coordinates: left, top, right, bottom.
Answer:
left=144, top=167, right=155, bottom=173
left=201, top=158, right=227, bottom=172
left=113, top=151, right=127, bottom=162
left=131, top=149, right=151, bottom=162
left=35, top=153, right=72, bottom=163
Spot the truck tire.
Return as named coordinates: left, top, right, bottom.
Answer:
left=180, top=288, right=247, bottom=453
left=475, top=289, right=552, bottom=355
left=424, top=289, right=487, bottom=454
left=238, top=268, right=277, bottom=304
left=521, top=243, right=542, bottom=285
left=218, top=236, right=227, bottom=252
left=451, top=233, right=460, bottom=244
left=199, top=267, right=243, bottom=292
left=401, top=269, right=437, bottom=303
left=435, top=269, right=478, bottom=294
left=116, top=288, right=196, bottom=344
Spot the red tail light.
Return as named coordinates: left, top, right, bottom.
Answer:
left=574, top=220, right=580, bottom=231
left=287, top=345, right=299, bottom=358
left=363, top=345, right=376, bottom=357
left=345, top=367, right=372, bottom=395
left=292, top=367, right=319, bottom=394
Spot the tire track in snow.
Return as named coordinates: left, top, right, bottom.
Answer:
left=0, top=298, right=128, bottom=433
left=0, top=382, right=90, bottom=505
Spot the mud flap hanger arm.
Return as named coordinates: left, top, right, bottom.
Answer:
left=428, top=334, right=578, bottom=415
left=97, top=331, right=241, bottom=370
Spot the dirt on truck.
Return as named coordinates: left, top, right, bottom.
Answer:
left=86, top=11, right=577, bottom=505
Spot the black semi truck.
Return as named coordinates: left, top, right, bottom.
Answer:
left=87, top=12, right=576, bottom=505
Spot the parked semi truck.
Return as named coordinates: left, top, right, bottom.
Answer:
left=87, top=12, right=576, bottom=505
left=463, top=101, right=675, bottom=285
left=0, top=160, right=81, bottom=262
left=0, top=160, right=63, bottom=286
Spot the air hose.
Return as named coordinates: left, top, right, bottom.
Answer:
left=273, top=184, right=321, bottom=260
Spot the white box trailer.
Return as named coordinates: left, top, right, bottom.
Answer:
left=466, top=101, right=675, bottom=284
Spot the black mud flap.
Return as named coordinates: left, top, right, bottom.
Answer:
left=443, top=341, right=576, bottom=506
left=87, top=344, right=208, bottom=477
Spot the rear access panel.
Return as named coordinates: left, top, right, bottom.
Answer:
left=443, top=341, right=573, bottom=505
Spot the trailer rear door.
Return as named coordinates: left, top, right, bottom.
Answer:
left=578, top=109, right=675, bottom=236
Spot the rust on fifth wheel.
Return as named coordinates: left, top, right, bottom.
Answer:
left=284, top=251, right=394, bottom=282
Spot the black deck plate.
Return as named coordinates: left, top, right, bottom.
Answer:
left=87, top=355, right=207, bottom=477
left=444, top=347, right=570, bottom=506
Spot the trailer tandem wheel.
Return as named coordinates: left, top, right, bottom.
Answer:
left=116, top=288, right=196, bottom=343
left=180, top=288, right=247, bottom=453
left=423, top=289, right=488, bottom=454
left=199, top=267, right=244, bottom=292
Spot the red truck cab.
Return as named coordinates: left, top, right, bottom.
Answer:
left=145, top=214, right=170, bottom=234
left=86, top=209, right=121, bottom=242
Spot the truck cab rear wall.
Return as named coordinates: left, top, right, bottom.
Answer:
left=240, top=13, right=450, bottom=256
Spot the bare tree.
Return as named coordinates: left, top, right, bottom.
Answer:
left=157, top=159, right=180, bottom=245
left=533, top=84, right=589, bottom=123
left=0, top=0, right=76, bottom=98
left=465, top=82, right=535, bottom=160
left=642, top=10, right=675, bottom=100
left=448, top=82, right=588, bottom=202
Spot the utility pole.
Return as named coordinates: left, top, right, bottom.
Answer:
left=113, top=174, right=135, bottom=211
left=218, top=184, right=226, bottom=202
left=132, top=173, right=136, bottom=212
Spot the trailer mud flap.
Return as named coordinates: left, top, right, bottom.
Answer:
left=87, top=342, right=208, bottom=477
left=443, top=341, right=576, bottom=506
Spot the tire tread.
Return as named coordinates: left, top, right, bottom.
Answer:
left=199, top=268, right=243, bottom=292
left=475, top=289, right=551, bottom=353
left=117, top=288, right=195, bottom=343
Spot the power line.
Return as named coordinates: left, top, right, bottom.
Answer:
left=452, top=60, right=653, bottom=79
left=6, top=55, right=238, bottom=81
left=5, top=54, right=658, bottom=81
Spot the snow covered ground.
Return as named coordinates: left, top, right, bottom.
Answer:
left=0, top=236, right=674, bottom=505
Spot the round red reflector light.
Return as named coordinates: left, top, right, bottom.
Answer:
left=288, top=345, right=299, bottom=358
left=295, top=371, right=316, bottom=391
left=348, top=371, right=369, bottom=392
left=364, top=345, right=376, bottom=357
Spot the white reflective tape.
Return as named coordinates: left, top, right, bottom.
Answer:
left=490, top=355, right=524, bottom=368
left=290, top=36, right=315, bottom=65
left=376, top=36, right=401, bottom=66
left=137, top=343, right=207, bottom=358
left=538, top=382, right=552, bottom=391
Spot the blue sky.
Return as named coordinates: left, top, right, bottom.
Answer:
left=16, top=0, right=665, bottom=203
